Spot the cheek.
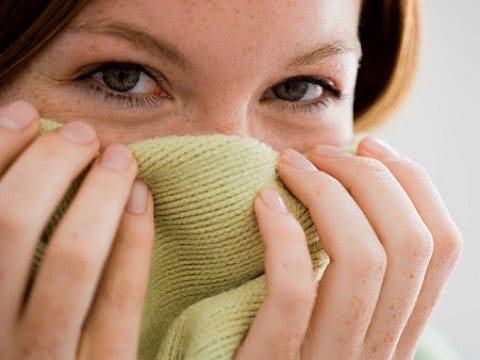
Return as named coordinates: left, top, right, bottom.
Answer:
left=254, top=106, right=354, bottom=153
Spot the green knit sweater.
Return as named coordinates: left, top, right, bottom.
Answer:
left=28, top=119, right=460, bottom=359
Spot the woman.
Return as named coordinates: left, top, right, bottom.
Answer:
left=0, top=0, right=463, bottom=359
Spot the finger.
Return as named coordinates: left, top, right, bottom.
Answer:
left=18, top=145, right=137, bottom=356
left=0, top=120, right=99, bottom=330
left=79, top=180, right=154, bottom=359
left=234, top=188, right=315, bottom=360
left=356, top=136, right=463, bottom=359
left=0, top=100, right=40, bottom=174
left=275, top=149, right=385, bottom=359
left=308, top=144, right=434, bottom=359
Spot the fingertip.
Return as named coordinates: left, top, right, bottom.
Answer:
left=7, top=99, right=39, bottom=119
left=126, top=179, right=150, bottom=215
left=256, top=188, right=289, bottom=214
left=117, top=179, right=154, bottom=253
left=0, top=100, right=40, bottom=131
left=358, top=135, right=399, bottom=159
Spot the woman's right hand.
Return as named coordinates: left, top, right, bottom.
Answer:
left=0, top=100, right=155, bottom=359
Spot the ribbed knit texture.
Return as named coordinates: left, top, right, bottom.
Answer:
left=28, top=118, right=446, bottom=359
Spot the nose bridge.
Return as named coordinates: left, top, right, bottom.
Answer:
left=192, top=93, right=253, bottom=137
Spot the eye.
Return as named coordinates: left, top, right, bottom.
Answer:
left=101, top=66, right=140, bottom=92
left=264, top=76, right=341, bottom=102
left=261, top=76, right=346, bottom=113
left=90, top=63, right=161, bottom=95
left=271, top=78, right=323, bottom=101
left=75, top=62, right=171, bottom=108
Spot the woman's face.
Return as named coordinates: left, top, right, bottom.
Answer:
left=1, top=0, right=362, bottom=153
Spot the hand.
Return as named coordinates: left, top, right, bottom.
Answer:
left=0, top=101, right=154, bottom=359
left=234, top=137, right=463, bottom=359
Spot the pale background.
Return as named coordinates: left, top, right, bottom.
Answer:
left=369, top=1, right=479, bottom=358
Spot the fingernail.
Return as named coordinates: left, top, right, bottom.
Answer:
left=126, top=179, right=149, bottom=214
left=312, top=144, right=354, bottom=159
left=0, top=101, right=36, bottom=130
left=58, top=121, right=97, bottom=144
left=100, top=144, right=132, bottom=170
left=361, top=136, right=399, bottom=157
left=260, top=188, right=289, bottom=214
left=280, top=148, right=318, bottom=171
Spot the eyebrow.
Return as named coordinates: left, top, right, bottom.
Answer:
left=69, top=21, right=191, bottom=70
left=69, top=21, right=362, bottom=70
left=287, top=39, right=362, bottom=69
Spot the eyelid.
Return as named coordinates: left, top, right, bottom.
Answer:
left=76, top=61, right=171, bottom=89
left=80, top=62, right=175, bottom=100
left=261, top=76, right=344, bottom=101
left=72, top=62, right=174, bottom=109
left=260, top=75, right=349, bottom=115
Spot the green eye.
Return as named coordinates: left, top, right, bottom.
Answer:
left=102, top=65, right=140, bottom=92
left=262, top=76, right=346, bottom=114
left=76, top=62, right=171, bottom=108
left=272, top=78, right=323, bottom=101
left=88, top=62, right=165, bottom=96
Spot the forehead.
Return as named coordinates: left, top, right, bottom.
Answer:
left=69, top=0, right=361, bottom=72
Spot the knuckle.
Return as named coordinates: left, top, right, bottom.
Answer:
left=49, top=241, right=96, bottom=280
left=409, top=226, right=434, bottom=255
left=119, top=226, right=153, bottom=252
left=100, top=281, right=145, bottom=313
left=275, top=278, right=316, bottom=311
left=357, top=157, right=391, bottom=177
left=399, top=226, right=434, bottom=266
left=280, top=334, right=303, bottom=359
left=18, top=328, right=62, bottom=359
left=436, top=224, right=464, bottom=263
left=307, top=172, right=346, bottom=200
left=319, top=173, right=345, bottom=191
left=345, top=243, right=387, bottom=281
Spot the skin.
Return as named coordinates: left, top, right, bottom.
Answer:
left=0, top=0, right=463, bottom=359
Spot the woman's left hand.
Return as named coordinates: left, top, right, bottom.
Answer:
left=234, top=136, right=463, bottom=360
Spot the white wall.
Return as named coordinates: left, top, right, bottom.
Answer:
left=370, top=1, right=479, bottom=358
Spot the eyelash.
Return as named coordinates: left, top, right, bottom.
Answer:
left=266, top=76, right=348, bottom=114
left=75, top=62, right=348, bottom=112
left=76, top=62, right=169, bottom=108
left=78, top=80, right=164, bottom=108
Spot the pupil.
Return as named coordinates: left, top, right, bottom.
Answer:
left=102, top=66, right=140, bottom=92
left=273, top=80, right=309, bottom=101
